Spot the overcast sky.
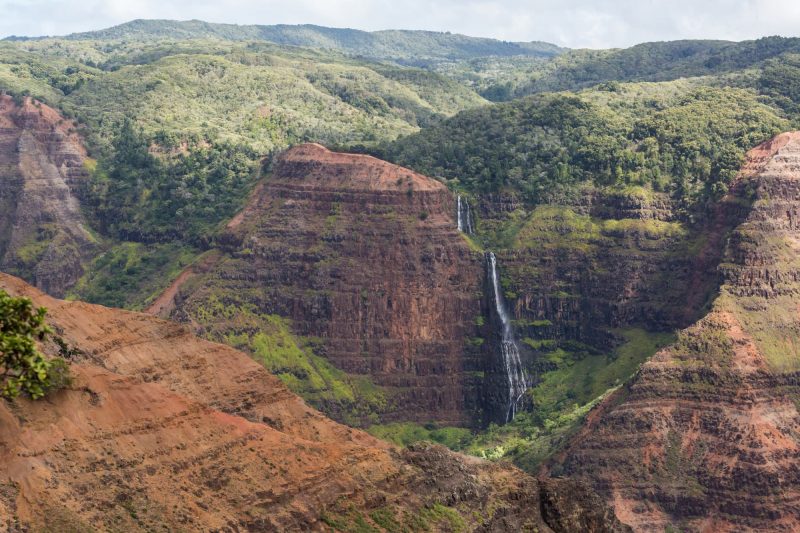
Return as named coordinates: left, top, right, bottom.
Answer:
left=2, top=0, right=799, bottom=48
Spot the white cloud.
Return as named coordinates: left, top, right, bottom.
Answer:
left=0, top=0, right=798, bottom=48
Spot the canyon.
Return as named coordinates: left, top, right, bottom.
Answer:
left=551, top=132, right=800, bottom=531
left=0, top=272, right=626, bottom=532
left=1, top=94, right=799, bottom=531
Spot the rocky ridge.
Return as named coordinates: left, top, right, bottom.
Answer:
left=0, top=273, right=627, bottom=532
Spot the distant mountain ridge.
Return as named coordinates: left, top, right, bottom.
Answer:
left=22, top=19, right=565, bottom=64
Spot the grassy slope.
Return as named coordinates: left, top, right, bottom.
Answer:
left=178, top=286, right=390, bottom=426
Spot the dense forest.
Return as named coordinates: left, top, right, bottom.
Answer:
left=375, top=84, right=789, bottom=216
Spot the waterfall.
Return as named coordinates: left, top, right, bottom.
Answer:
left=457, top=195, right=474, bottom=234
left=487, top=252, right=528, bottom=422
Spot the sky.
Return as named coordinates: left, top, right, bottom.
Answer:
left=2, top=0, right=799, bottom=48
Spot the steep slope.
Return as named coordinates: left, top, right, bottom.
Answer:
left=0, top=273, right=627, bottom=532
left=157, top=144, right=487, bottom=426
left=0, top=95, right=95, bottom=297
left=552, top=133, right=800, bottom=532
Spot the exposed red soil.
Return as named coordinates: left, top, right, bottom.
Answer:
left=0, top=273, right=627, bottom=532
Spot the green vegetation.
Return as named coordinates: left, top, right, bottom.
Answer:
left=366, top=422, right=474, bottom=450
left=67, top=242, right=199, bottom=310
left=322, top=502, right=466, bottom=533
left=60, top=19, right=563, bottom=65
left=1, top=38, right=487, bottom=153
left=378, top=84, right=787, bottom=215
left=497, top=36, right=800, bottom=97
left=0, top=290, right=70, bottom=399
left=528, top=328, right=675, bottom=418
left=84, top=119, right=257, bottom=243
left=186, top=293, right=389, bottom=425
left=759, top=53, right=800, bottom=118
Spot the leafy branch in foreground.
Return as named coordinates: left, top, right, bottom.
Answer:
left=0, top=289, right=69, bottom=399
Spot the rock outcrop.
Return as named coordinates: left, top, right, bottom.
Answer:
left=159, top=144, right=487, bottom=426
left=551, top=133, right=800, bottom=532
left=0, top=273, right=628, bottom=532
left=0, top=95, right=95, bottom=297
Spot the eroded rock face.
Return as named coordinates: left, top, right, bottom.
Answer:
left=0, top=273, right=627, bottom=533
left=552, top=133, right=800, bottom=532
left=481, top=187, right=738, bottom=354
left=163, top=144, right=487, bottom=426
left=0, top=95, right=95, bottom=297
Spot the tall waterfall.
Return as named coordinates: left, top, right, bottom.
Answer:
left=487, top=252, right=528, bottom=422
left=457, top=195, right=474, bottom=234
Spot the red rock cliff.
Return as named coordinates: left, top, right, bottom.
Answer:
left=0, top=95, right=95, bottom=296
left=161, top=144, right=486, bottom=426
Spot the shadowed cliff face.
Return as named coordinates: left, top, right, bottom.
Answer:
left=0, top=273, right=628, bottom=533
left=552, top=133, right=800, bottom=532
left=0, top=95, right=95, bottom=297
left=160, top=143, right=489, bottom=426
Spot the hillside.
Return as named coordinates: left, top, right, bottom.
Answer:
left=492, top=36, right=800, bottom=99
left=57, top=19, right=565, bottom=64
left=0, top=30, right=491, bottom=308
left=377, top=81, right=789, bottom=211
left=552, top=132, right=800, bottom=531
left=0, top=272, right=627, bottom=532
left=0, top=39, right=488, bottom=153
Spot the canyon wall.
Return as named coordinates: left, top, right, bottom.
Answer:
left=0, top=95, right=95, bottom=297
left=480, top=187, right=732, bottom=353
left=551, top=132, right=800, bottom=532
left=163, top=144, right=489, bottom=426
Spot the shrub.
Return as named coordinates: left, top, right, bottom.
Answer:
left=0, top=290, right=70, bottom=399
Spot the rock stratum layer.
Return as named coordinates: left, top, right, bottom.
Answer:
left=0, top=273, right=627, bottom=532
left=0, top=95, right=95, bottom=297
left=160, top=143, right=487, bottom=426
left=553, top=132, right=800, bottom=532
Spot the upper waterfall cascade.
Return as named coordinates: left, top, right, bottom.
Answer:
left=457, top=195, right=474, bottom=234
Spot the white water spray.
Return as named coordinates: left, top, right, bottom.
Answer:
left=487, top=252, right=528, bottom=422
